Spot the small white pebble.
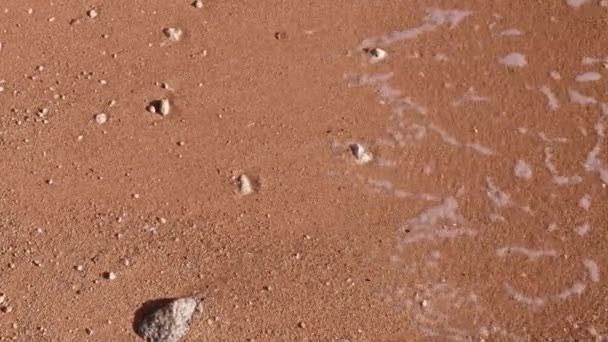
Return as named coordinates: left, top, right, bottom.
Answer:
left=159, top=98, right=171, bottom=116
left=104, top=272, right=116, bottom=280
left=367, top=48, right=387, bottom=64
left=87, top=9, right=98, bottom=19
left=146, top=104, right=157, bottom=114
left=95, top=113, right=107, bottom=124
left=75, top=265, right=84, bottom=272
left=350, top=143, right=373, bottom=164
left=193, top=0, right=204, bottom=8
left=238, top=174, right=254, bottom=195
left=38, top=108, right=49, bottom=117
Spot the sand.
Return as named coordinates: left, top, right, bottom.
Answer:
left=0, top=1, right=607, bottom=341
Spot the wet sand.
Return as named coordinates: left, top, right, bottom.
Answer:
left=0, top=1, right=607, bottom=341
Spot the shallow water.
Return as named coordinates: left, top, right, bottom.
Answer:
left=340, top=2, right=607, bottom=340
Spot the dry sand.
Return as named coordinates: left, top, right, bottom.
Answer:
left=0, top=1, right=607, bottom=341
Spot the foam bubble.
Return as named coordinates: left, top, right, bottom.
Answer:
left=578, top=194, right=591, bottom=210
left=514, top=160, right=533, bottom=179
left=574, top=222, right=591, bottom=236
left=566, top=0, right=591, bottom=8
left=575, top=71, right=601, bottom=82
left=549, top=71, right=562, bottom=80
left=499, top=53, right=527, bottom=67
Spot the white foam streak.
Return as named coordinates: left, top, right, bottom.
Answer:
left=539, top=86, right=560, bottom=111
left=504, top=284, right=545, bottom=307
left=400, top=197, right=477, bottom=244
left=496, top=246, right=559, bottom=259
left=358, top=8, right=471, bottom=49
left=568, top=88, right=597, bottom=105
left=583, top=259, right=600, bottom=283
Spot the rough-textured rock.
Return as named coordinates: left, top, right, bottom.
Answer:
left=238, top=174, right=254, bottom=195
left=350, top=143, right=373, bottom=164
left=136, top=297, right=198, bottom=342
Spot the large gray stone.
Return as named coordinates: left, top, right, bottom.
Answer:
left=136, top=297, right=198, bottom=342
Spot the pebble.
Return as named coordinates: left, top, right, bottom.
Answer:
left=87, top=9, right=98, bottom=19
left=38, top=108, right=49, bottom=117
left=75, top=265, right=84, bottom=272
left=103, top=271, right=116, bottom=280
left=238, top=174, right=254, bottom=195
left=367, top=48, right=387, bottom=64
left=350, top=143, right=373, bottom=164
left=135, top=297, right=198, bottom=342
left=95, top=113, right=107, bottom=124
left=1, top=305, right=13, bottom=313
left=274, top=31, right=288, bottom=40
left=163, top=28, right=183, bottom=42
left=159, top=98, right=171, bottom=116
left=192, top=0, right=203, bottom=8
